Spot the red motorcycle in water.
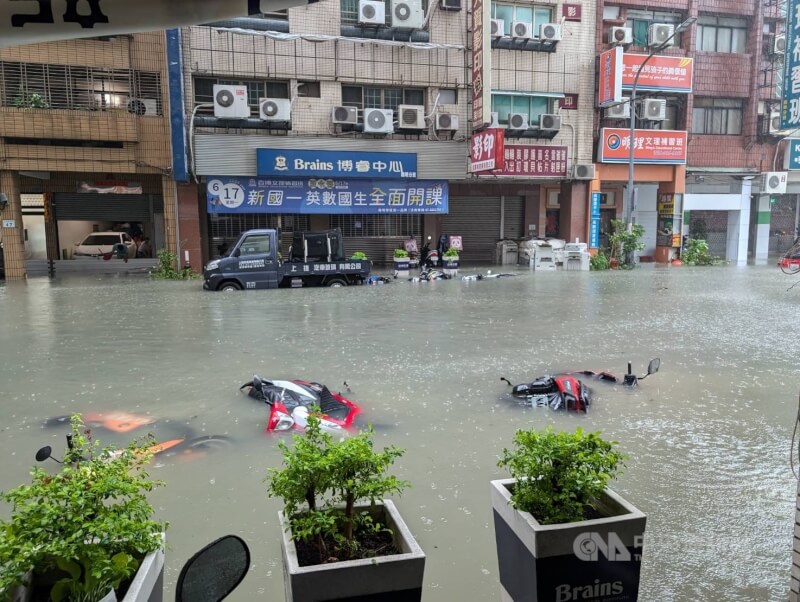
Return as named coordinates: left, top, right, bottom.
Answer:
left=240, top=376, right=361, bottom=434
left=501, top=358, right=660, bottom=413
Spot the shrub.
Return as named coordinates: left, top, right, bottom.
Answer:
left=351, top=251, right=368, bottom=261
left=608, top=219, right=645, bottom=266
left=590, top=251, right=610, bottom=271
left=151, top=249, right=197, bottom=280
left=393, top=248, right=409, bottom=259
left=444, top=247, right=459, bottom=257
left=681, top=238, right=721, bottom=266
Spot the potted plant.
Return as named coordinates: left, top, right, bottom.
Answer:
left=589, top=250, right=610, bottom=271
left=608, top=219, right=645, bottom=268
left=268, top=414, right=425, bottom=602
left=442, top=247, right=460, bottom=276
left=491, top=426, right=646, bottom=602
left=0, top=415, right=167, bottom=602
left=393, top=248, right=411, bottom=279
left=350, top=251, right=368, bottom=261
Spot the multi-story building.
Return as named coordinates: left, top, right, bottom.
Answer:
left=593, top=0, right=786, bottom=264
left=0, top=33, right=178, bottom=279
left=176, top=0, right=600, bottom=266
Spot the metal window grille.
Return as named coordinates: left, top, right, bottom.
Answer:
left=330, top=214, right=421, bottom=237
left=207, top=213, right=309, bottom=257
left=341, top=85, right=425, bottom=112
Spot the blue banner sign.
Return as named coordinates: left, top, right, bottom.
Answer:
left=257, top=149, right=418, bottom=179
left=207, top=177, right=448, bottom=214
left=786, top=138, right=800, bottom=170
left=783, top=0, right=800, bottom=130
left=590, top=192, right=602, bottom=248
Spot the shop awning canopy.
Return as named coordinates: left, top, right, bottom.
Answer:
left=491, top=90, right=566, bottom=98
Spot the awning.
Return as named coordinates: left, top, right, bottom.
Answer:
left=490, top=90, right=566, bottom=98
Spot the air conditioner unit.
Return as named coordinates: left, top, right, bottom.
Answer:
left=511, top=21, right=532, bottom=39
left=436, top=113, right=459, bottom=131
left=609, top=26, right=632, bottom=45
left=769, top=111, right=782, bottom=134
left=363, top=108, right=394, bottom=134
left=649, top=23, right=674, bottom=47
left=508, top=113, right=529, bottom=129
left=331, top=105, right=358, bottom=125
left=391, top=0, right=424, bottom=29
left=643, top=98, right=667, bottom=121
left=398, top=104, right=425, bottom=129
left=763, top=171, right=788, bottom=194
left=359, top=0, right=385, bottom=25
left=212, top=84, right=249, bottom=118
left=259, top=98, right=291, bottom=122
left=490, top=19, right=505, bottom=37
left=539, top=114, right=561, bottom=131
left=440, top=0, right=461, bottom=10
left=773, top=34, right=786, bottom=55
left=605, top=101, right=630, bottom=119
left=489, top=112, right=501, bottom=128
left=127, top=98, right=158, bottom=116
left=573, top=164, right=596, bottom=180
left=540, top=23, right=562, bottom=41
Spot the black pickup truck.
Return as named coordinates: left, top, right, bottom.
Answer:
left=203, top=228, right=371, bottom=291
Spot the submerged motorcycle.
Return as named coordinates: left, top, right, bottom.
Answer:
left=501, top=358, right=660, bottom=413
left=240, top=376, right=361, bottom=434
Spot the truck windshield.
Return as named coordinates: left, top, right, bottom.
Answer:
left=239, top=234, right=271, bottom=256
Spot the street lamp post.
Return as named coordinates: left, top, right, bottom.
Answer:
left=624, top=17, right=697, bottom=264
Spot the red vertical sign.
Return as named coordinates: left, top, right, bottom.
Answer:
left=470, top=129, right=505, bottom=172
left=598, top=47, right=623, bottom=107
left=472, top=0, right=487, bottom=128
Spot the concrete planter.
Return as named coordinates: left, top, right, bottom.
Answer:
left=393, top=257, right=411, bottom=279
left=442, top=255, right=459, bottom=276
left=280, top=500, right=425, bottom=602
left=491, top=479, right=646, bottom=602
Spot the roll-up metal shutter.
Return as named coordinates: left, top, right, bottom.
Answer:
left=340, top=237, right=414, bottom=266
left=442, top=196, right=502, bottom=263
left=206, top=213, right=310, bottom=258
left=54, top=193, right=162, bottom=221
left=503, top=196, right=525, bottom=239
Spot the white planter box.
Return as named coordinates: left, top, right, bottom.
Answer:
left=393, top=257, right=411, bottom=279
left=442, top=255, right=459, bottom=276
left=491, top=479, right=646, bottom=602
left=280, top=500, right=425, bottom=602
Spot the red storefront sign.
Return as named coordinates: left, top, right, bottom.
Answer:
left=478, top=145, right=568, bottom=177
left=470, top=129, right=505, bottom=172
left=562, top=3, right=582, bottom=21
left=622, top=54, right=694, bottom=93
left=471, top=0, right=490, bottom=128
left=597, top=47, right=623, bottom=107
left=559, top=93, right=579, bottom=110
left=598, top=128, right=687, bottom=164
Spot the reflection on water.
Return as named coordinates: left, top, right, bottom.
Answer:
left=0, top=266, right=797, bottom=601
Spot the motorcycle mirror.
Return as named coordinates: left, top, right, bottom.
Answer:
left=647, top=358, right=661, bottom=376
left=176, top=535, right=250, bottom=602
left=252, top=375, right=263, bottom=392
left=35, top=446, right=62, bottom=464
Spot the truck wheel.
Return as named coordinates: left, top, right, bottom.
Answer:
left=327, top=278, right=347, bottom=288
left=219, top=281, right=242, bottom=291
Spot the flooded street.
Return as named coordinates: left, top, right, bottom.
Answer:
left=0, top=265, right=798, bottom=601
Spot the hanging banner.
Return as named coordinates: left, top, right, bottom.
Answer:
left=207, top=177, right=448, bottom=214
left=598, top=47, right=623, bottom=108
left=622, top=54, right=694, bottom=93
left=470, top=129, right=505, bottom=172
left=784, top=138, right=800, bottom=170
left=478, top=145, right=568, bottom=177
left=471, top=0, right=492, bottom=128
left=257, top=149, right=417, bottom=179
left=784, top=1, right=800, bottom=130
left=1, top=0, right=317, bottom=49
left=598, top=128, right=687, bottom=164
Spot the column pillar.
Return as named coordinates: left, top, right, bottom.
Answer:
left=161, top=176, right=178, bottom=257
left=753, top=194, right=772, bottom=265
left=0, top=171, right=26, bottom=280
left=177, top=182, right=202, bottom=270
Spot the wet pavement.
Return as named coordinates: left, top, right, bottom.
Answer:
left=0, top=264, right=797, bottom=601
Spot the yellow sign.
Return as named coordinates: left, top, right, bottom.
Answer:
left=658, top=194, right=675, bottom=215
left=672, top=233, right=681, bottom=248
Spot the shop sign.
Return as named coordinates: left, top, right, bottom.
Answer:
left=783, top=0, right=800, bottom=129
left=207, top=177, right=448, bottom=215
left=622, top=54, right=694, bottom=94
left=657, top=194, right=676, bottom=214
left=470, top=129, right=505, bottom=172
left=590, top=193, right=601, bottom=249
left=559, top=94, right=579, bottom=110
left=479, top=145, right=568, bottom=177
left=471, top=0, right=492, bottom=128
left=598, top=128, right=687, bottom=164
left=2, top=220, right=15, bottom=228
left=784, top=138, right=800, bottom=170
left=562, top=4, right=582, bottom=21
left=257, top=149, right=417, bottom=179
left=78, top=181, right=143, bottom=194
left=598, top=47, right=623, bottom=107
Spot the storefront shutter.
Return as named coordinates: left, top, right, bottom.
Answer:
left=441, top=196, right=502, bottom=264
left=502, top=196, right=525, bottom=239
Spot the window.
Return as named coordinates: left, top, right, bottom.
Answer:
left=341, top=0, right=427, bottom=26
left=625, top=10, right=684, bottom=47
left=438, top=88, right=457, bottom=104
left=253, top=9, right=288, bottom=20
left=696, top=16, right=747, bottom=53
left=0, top=62, right=162, bottom=113
left=194, top=77, right=289, bottom=113
left=239, top=234, right=271, bottom=256
left=491, top=4, right=553, bottom=37
left=298, top=81, right=321, bottom=98
left=692, top=98, right=743, bottom=135
left=491, top=93, right=551, bottom=125
left=342, top=85, right=425, bottom=112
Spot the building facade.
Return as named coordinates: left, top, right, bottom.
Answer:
left=0, top=32, right=178, bottom=279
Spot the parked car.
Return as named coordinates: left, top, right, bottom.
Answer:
left=73, top=232, right=135, bottom=258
